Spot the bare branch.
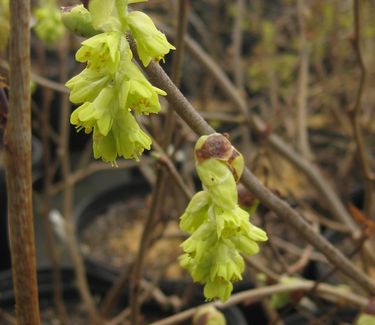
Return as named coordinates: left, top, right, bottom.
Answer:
left=5, top=1, right=40, bottom=323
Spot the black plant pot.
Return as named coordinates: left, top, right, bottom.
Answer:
left=0, top=267, right=116, bottom=323
left=74, top=177, right=151, bottom=279
left=73, top=178, right=254, bottom=324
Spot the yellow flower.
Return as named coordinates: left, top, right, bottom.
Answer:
left=127, top=11, right=175, bottom=66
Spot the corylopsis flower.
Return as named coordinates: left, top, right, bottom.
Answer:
left=64, top=0, right=173, bottom=164
left=179, top=134, right=267, bottom=302
left=76, top=31, right=122, bottom=73
left=127, top=11, right=176, bottom=67
left=34, top=2, right=65, bottom=45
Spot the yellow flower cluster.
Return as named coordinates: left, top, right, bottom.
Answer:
left=179, top=134, right=268, bottom=302
left=63, top=0, right=175, bottom=163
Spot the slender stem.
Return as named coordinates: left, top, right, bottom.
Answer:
left=308, top=234, right=368, bottom=296
left=296, top=0, right=312, bottom=159
left=232, top=0, right=245, bottom=93
left=231, top=0, right=251, bottom=161
left=5, top=1, right=40, bottom=324
left=149, top=281, right=369, bottom=325
left=0, top=88, right=7, bottom=129
left=151, top=137, right=193, bottom=200
left=50, top=159, right=145, bottom=195
left=100, top=264, right=133, bottom=317
left=0, top=58, right=69, bottom=94
left=0, top=308, right=17, bottom=325
left=349, top=0, right=374, bottom=218
left=57, top=36, right=100, bottom=323
left=38, top=48, right=68, bottom=323
left=130, top=170, right=168, bottom=325
left=162, top=0, right=189, bottom=148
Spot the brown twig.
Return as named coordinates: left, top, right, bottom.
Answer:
left=288, top=245, right=313, bottom=274
left=57, top=36, right=100, bottom=323
left=272, top=237, right=326, bottom=263
left=0, top=59, right=69, bottom=94
left=50, top=159, right=147, bottom=195
left=230, top=0, right=252, bottom=161
left=308, top=233, right=368, bottom=296
left=129, top=169, right=168, bottom=325
left=37, top=46, right=68, bottom=324
left=348, top=0, right=375, bottom=218
left=162, top=0, right=189, bottom=148
left=296, top=0, right=312, bottom=159
left=0, top=308, right=17, bottom=325
left=4, top=1, right=40, bottom=323
left=149, top=281, right=369, bottom=325
left=232, top=0, right=245, bottom=93
left=151, top=137, right=193, bottom=200
left=100, top=263, right=133, bottom=318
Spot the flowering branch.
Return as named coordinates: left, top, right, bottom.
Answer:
left=132, top=41, right=375, bottom=294
left=63, top=0, right=175, bottom=164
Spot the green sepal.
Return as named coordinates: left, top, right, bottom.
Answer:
left=61, top=5, right=100, bottom=37
left=196, top=159, right=237, bottom=210
left=204, top=279, right=233, bottom=303
left=180, top=191, right=211, bottom=233
left=113, top=108, right=152, bottom=160
left=66, top=68, right=110, bottom=104
left=76, top=32, right=122, bottom=73
left=127, top=11, right=175, bottom=67
left=93, top=127, right=117, bottom=162
left=118, top=61, right=166, bottom=115
left=89, top=0, right=115, bottom=29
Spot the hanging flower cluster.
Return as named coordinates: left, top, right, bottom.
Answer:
left=34, top=0, right=65, bottom=45
left=63, top=0, right=175, bottom=163
left=179, top=134, right=268, bottom=302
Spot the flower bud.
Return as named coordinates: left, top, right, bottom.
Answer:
left=61, top=5, right=99, bottom=37
left=192, top=306, right=226, bottom=325
left=180, top=191, right=210, bottom=233
left=127, top=11, right=175, bottom=67
left=195, top=133, right=244, bottom=182
left=75, top=31, right=122, bottom=73
left=88, top=0, right=115, bottom=30
left=34, top=5, right=65, bottom=45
